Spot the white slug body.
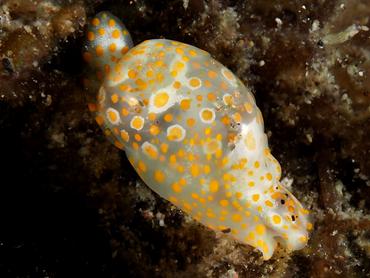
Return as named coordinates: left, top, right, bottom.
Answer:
left=83, top=12, right=311, bottom=260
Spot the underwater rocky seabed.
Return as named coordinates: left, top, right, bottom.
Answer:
left=0, top=0, right=369, bottom=277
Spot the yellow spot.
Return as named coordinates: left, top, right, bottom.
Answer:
left=186, top=118, right=196, bottom=127
left=96, top=45, right=104, bottom=56
left=112, top=29, right=120, bottom=39
left=254, top=161, right=260, bottom=168
left=121, top=46, right=129, bottom=54
left=191, top=193, right=199, bottom=200
left=190, top=164, right=200, bottom=177
left=272, top=215, right=281, bottom=224
left=299, top=236, right=308, bottom=243
left=208, top=71, right=217, bottom=79
left=142, top=143, right=158, bottom=159
left=200, top=108, right=215, bottom=122
left=221, top=116, right=230, bottom=125
left=204, top=165, right=211, bottom=174
left=160, top=143, right=168, bottom=153
left=138, top=161, right=147, bottom=172
left=87, top=31, right=95, bottom=41
left=172, top=183, right=181, bottom=193
left=135, top=79, right=147, bottom=90
left=170, top=70, right=177, bottom=77
left=155, top=60, right=164, bottom=67
left=192, top=62, right=200, bottom=69
left=245, top=131, right=256, bottom=151
left=107, top=109, right=118, bottom=123
left=183, top=202, right=192, bottom=211
left=209, top=180, right=219, bottom=193
left=132, top=142, right=139, bottom=150
left=95, top=115, right=104, bottom=126
left=233, top=112, right=242, bottom=123
left=180, top=99, right=191, bottom=110
left=146, top=70, right=154, bottom=78
left=104, top=64, right=110, bottom=74
left=244, top=102, right=253, bottom=113
left=256, top=224, right=266, bottom=235
left=111, top=94, right=119, bottom=103
left=204, top=140, right=220, bottom=154
left=154, top=92, right=169, bottom=108
left=120, top=130, right=129, bottom=142
left=266, top=173, right=273, bottom=181
left=189, top=50, right=197, bottom=56
left=148, top=113, right=156, bottom=121
left=92, top=18, right=100, bottom=26
left=222, top=69, right=234, bottom=81
left=154, top=170, right=165, bottom=183
left=223, top=173, right=231, bottom=181
left=207, top=93, right=216, bottom=102
left=252, top=194, right=260, bottom=202
left=301, top=209, right=310, bottom=215
left=108, top=19, right=115, bottom=27
left=109, top=43, right=117, bottom=52
left=87, top=103, right=96, bottom=112
left=98, top=28, right=105, bottom=35
left=119, top=84, right=128, bottom=91
left=164, top=114, right=173, bottom=122
left=179, top=178, right=186, bottom=186
left=156, top=72, right=164, bottom=83
left=307, top=223, right=313, bottom=230
left=204, top=127, right=212, bottom=136
left=121, top=108, right=129, bottom=117
left=196, top=95, right=203, bottom=102
left=169, top=155, right=176, bottom=164
left=204, top=80, right=212, bottom=87
left=128, top=69, right=137, bottom=79
left=223, top=94, right=233, bottom=105
left=232, top=214, right=242, bottom=222
left=247, top=232, right=255, bottom=241
left=149, top=125, right=160, bottom=136
left=175, top=47, right=184, bottom=55
left=169, top=196, right=178, bottom=204
left=174, top=61, right=184, bottom=70
left=189, top=78, right=201, bottom=88
left=83, top=52, right=92, bottom=63
left=114, top=141, right=124, bottom=149
left=173, top=81, right=181, bottom=89
left=265, top=200, right=273, bottom=207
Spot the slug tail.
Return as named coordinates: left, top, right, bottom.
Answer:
left=82, top=11, right=133, bottom=79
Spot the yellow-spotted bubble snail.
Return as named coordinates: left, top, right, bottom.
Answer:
left=82, top=11, right=312, bottom=260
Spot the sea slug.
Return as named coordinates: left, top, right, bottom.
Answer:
left=83, top=11, right=312, bottom=260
